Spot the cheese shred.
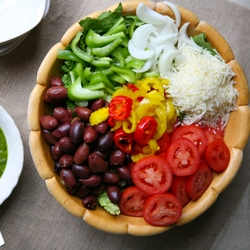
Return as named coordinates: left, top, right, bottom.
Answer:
left=165, top=45, right=239, bottom=128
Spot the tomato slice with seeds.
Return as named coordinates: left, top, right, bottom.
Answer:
left=186, top=164, right=213, bottom=200
left=109, top=95, right=133, bottom=120
left=170, top=125, right=208, bottom=156
left=131, top=155, right=172, bottom=195
left=203, top=126, right=224, bottom=144
left=134, top=116, right=157, bottom=146
left=205, top=138, right=230, bottom=172
left=166, top=137, right=200, bottom=176
left=119, top=186, right=149, bottom=217
left=143, top=193, right=182, bottom=226
left=171, top=176, right=191, bottom=207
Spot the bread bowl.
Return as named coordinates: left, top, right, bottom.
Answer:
left=28, top=0, right=250, bottom=235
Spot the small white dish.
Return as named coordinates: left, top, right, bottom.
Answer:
left=0, top=106, right=24, bottom=205
left=0, top=0, right=47, bottom=44
left=0, top=32, right=29, bottom=55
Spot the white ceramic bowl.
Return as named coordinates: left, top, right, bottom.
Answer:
left=0, top=106, right=24, bottom=205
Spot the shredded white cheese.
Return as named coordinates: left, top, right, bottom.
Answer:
left=165, top=45, right=239, bottom=127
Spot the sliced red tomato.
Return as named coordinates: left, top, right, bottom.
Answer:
left=205, top=138, right=230, bottom=172
left=156, top=131, right=170, bottom=155
left=186, top=164, right=213, bottom=200
left=134, top=116, right=157, bottom=146
left=113, top=128, right=134, bottom=154
left=143, top=193, right=182, bottom=226
left=131, top=155, right=172, bottom=195
left=203, top=126, right=224, bottom=144
left=170, top=125, right=208, bottom=156
left=109, top=95, right=133, bottom=120
left=171, top=176, right=191, bottom=207
left=166, top=137, right=200, bottom=176
left=119, top=186, right=149, bottom=217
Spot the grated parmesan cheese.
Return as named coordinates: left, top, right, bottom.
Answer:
left=164, top=45, right=239, bottom=128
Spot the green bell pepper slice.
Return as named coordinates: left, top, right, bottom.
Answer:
left=85, top=29, right=125, bottom=48
left=71, top=32, right=93, bottom=63
left=91, top=37, right=123, bottom=57
left=68, top=77, right=105, bottom=102
left=89, top=73, right=115, bottom=90
left=111, top=64, right=136, bottom=83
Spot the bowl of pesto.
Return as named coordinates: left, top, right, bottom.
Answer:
left=0, top=106, right=24, bottom=205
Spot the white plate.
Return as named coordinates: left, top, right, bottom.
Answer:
left=0, top=32, right=29, bottom=56
left=0, top=106, right=24, bottom=205
left=0, top=0, right=47, bottom=44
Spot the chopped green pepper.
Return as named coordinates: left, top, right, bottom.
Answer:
left=89, top=73, right=115, bottom=90
left=111, top=64, right=136, bottom=83
left=91, top=37, right=123, bottom=57
left=85, top=29, right=125, bottom=48
left=71, top=32, right=93, bottom=62
left=58, top=50, right=87, bottom=67
left=68, top=77, right=105, bottom=102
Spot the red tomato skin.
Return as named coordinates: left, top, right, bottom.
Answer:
left=203, top=126, right=224, bottom=144
left=186, top=164, right=213, bottom=200
left=171, top=176, right=191, bottom=207
left=119, top=186, right=149, bottom=217
left=143, top=193, right=182, bottom=227
left=170, top=125, right=208, bottom=156
left=166, top=137, right=200, bottom=176
left=205, top=138, right=230, bottom=172
left=131, top=156, right=172, bottom=196
left=156, top=132, right=170, bottom=155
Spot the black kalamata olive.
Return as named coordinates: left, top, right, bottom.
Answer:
left=59, top=137, right=77, bottom=153
left=80, top=174, right=102, bottom=187
left=103, top=171, right=120, bottom=185
left=109, top=149, right=126, bottom=166
left=106, top=185, right=121, bottom=204
left=84, top=126, right=98, bottom=143
left=53, top=107, right=72, bottom=123
left=75, top=185, right=91, bottom=199
left=73, top=142, right=90, bottom=165
left=90, top=98, right=105, bottom=112
left=94, top=121, right=108, bottom=134
left=70, top=118, right=84, bottom=144
left=59, top=154, right=74, bottom=168
left=72, top=163, right=91, bottom=179
left=74, top=107, right=92, bottom=121
left=88, top=152, right=108, bottom=173
left=40, top=116, right=58, bottom=130
left=51, top=122, right=70, bottom=139
left=97, top=131, right=114, bottom=152
left=60, top=169, right=76, bottom=189
left=82, top=195, right=98, bottom=210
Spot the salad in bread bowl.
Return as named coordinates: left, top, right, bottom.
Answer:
left=28, top=0, right=250, bottom=235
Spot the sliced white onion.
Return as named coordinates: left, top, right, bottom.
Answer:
left=133, top=57, right=154, bottom=73
left=163, top=1, right=181, bottom=28
left=136, top=2, right=170, bottom=25
left=128, top=39, right=155, bottom=60
left=132, top=24, right=159, bottom=49
left=151, top=33, right=177, bottom=47
left=158, top=50, right=179, bottom=76
left=149, top=45, right=165, bottom=72
left=178, top=22, right=201, bottom=51
left=158, top=21, right=178, bottom=36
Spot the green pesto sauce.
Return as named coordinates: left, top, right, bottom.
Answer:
left=0, top=128, right=8, bottom=178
